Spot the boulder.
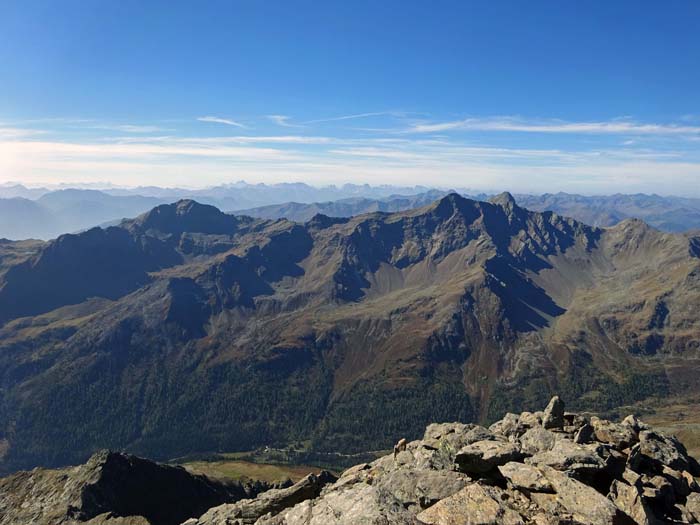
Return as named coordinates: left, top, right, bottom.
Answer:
left=542, top=396, right=565, bottom=429
left=498, top=462, right=553, bottom=493
left=630, top=430, right=700, bottom=475
left=191, top=471, right=336, bottom=525
left=375, top=468, right=470, bottom=510
left=518, top=411, right=542, bottom=429
left=416, top=483, right=525, bottom=525
left=489, top=412, right=525, bottom=438
left=519, top=426, right=558, bottom=455
left=590, top=416, right=638, bottom=449
left=687, top=492, right=700, bottom=521
left=622, top=415, right=649, bottom=433
left=454, top=440, right=524, bottom=475
left=574, top=423, right=595, bottom=444
left=256, top=481, right=415, bottom=525
left=538, top=466, right=635, bottom=525
left=608, top=479, right=655, bottom=525
left=527, top=439, right=606, bottom=475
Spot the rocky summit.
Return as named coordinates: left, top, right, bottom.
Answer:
left=3, top=397, right=699, bottom=525
left=0, top=449, right=284, bottom=525
left=184, top=397, right=700, bottom=525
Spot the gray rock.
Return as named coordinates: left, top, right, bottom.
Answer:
left=622, top=414, right=649, bottom=433
left=489, top=412, right=525, bottom=438
left=498, top=462, right=554, bottom=493
left=519, top=426, right=558, bottom=455
left=687, top=492, right=700, bottom=521
left=542, top=396, right=565, bottom=429
left=416, top=483, right=526, bottom=525
left=630, top=430, right=700, bottom=475
left=454, top=440, right=524, bottom=475
left=375, top=467, right=470, bottom=510
left=527, top=439, right=606, bottom=475
left=608, top=479, right=655, bottom=525
left=423, top=422, right=475, bottom=441
left=192, top=471, right=336, bottom=525
left=661, top=465, right=691, bottom=497
left=257, top=481, right=415, bottom=525
left=574, top=423, right=595, bottom=444
left=590, top=416, right=638, bottom=449
left=538, top=466, right=633, bottom=525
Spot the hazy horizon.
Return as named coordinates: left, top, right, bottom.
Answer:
left=1, top=1, right=699, bottom=196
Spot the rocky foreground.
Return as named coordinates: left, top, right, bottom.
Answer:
left=3, top=397, right=700, bottom=525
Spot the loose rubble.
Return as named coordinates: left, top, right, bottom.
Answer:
left=187, top=397, right=700, bottom=524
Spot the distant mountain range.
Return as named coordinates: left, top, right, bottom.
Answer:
left=0, top=183, right=442, bottom=240
left=0, top=193, right=698, bottom=474
left=239, top=191, right=700, bottom=233
left=516, top=193, right=700, bottom=233
left=2, top=182, right=699, bottom=240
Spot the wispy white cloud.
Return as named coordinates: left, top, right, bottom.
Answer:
left=0, top=126, right=46, bottom=139
left=266, top=115, right=304, bottom=128
left=304, top=111, right=402, bottom=124
left=3, top=115, right=700, bottom=196
left=406, top=116, right=700, bottom=136
left=88, top=124, right=168, bottom=133
left=197, top=116, right=247, bottom=128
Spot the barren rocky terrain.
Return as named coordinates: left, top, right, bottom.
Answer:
left=3, top=397, right=700, bottom=524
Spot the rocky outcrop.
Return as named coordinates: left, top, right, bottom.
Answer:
left=186, top=397, right=700, bottom=524
left=0, top=450, right=272, bottom=525
left=188, top=471, right=336, bottom=525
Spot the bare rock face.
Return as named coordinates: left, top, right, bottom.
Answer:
left=190, top=471, right=336, bottom=525
left=0, top=450, right=270, bottom=525
left=185, top=396, right=700, bottom=525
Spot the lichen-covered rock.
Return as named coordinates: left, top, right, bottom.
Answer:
left=537, top=466, right=634, bottom=525
left=591, top=416, right=639, bottom=449
left=519, top=426, right=558, bottom=455
left=416, top=483, right=525, bottom=525
left=526, top=439, right=607, bottom=475
left=542, top=396, right=565, bottom=429
left=454, top=440, right=525, bottom=474
left=256, top=481, right=416, bottom=525
left=498, top=462, right=553, bottom=493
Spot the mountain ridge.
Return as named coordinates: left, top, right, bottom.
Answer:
left=0, top=193, right=698, bottom=474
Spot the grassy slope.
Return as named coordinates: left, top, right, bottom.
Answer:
left=181, top=458, right=322, bottom=483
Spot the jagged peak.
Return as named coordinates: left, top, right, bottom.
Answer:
left=607, top=217, right=656, bottom=233
left=489, top=191, right=518, bottom=210
left=427, top=192, right=478, bottom=217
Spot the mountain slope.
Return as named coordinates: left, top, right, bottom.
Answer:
left=0, top=194, right=699, bottom=474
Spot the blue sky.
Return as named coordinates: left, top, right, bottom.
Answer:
left=1, top=0, right=699, bottom=195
